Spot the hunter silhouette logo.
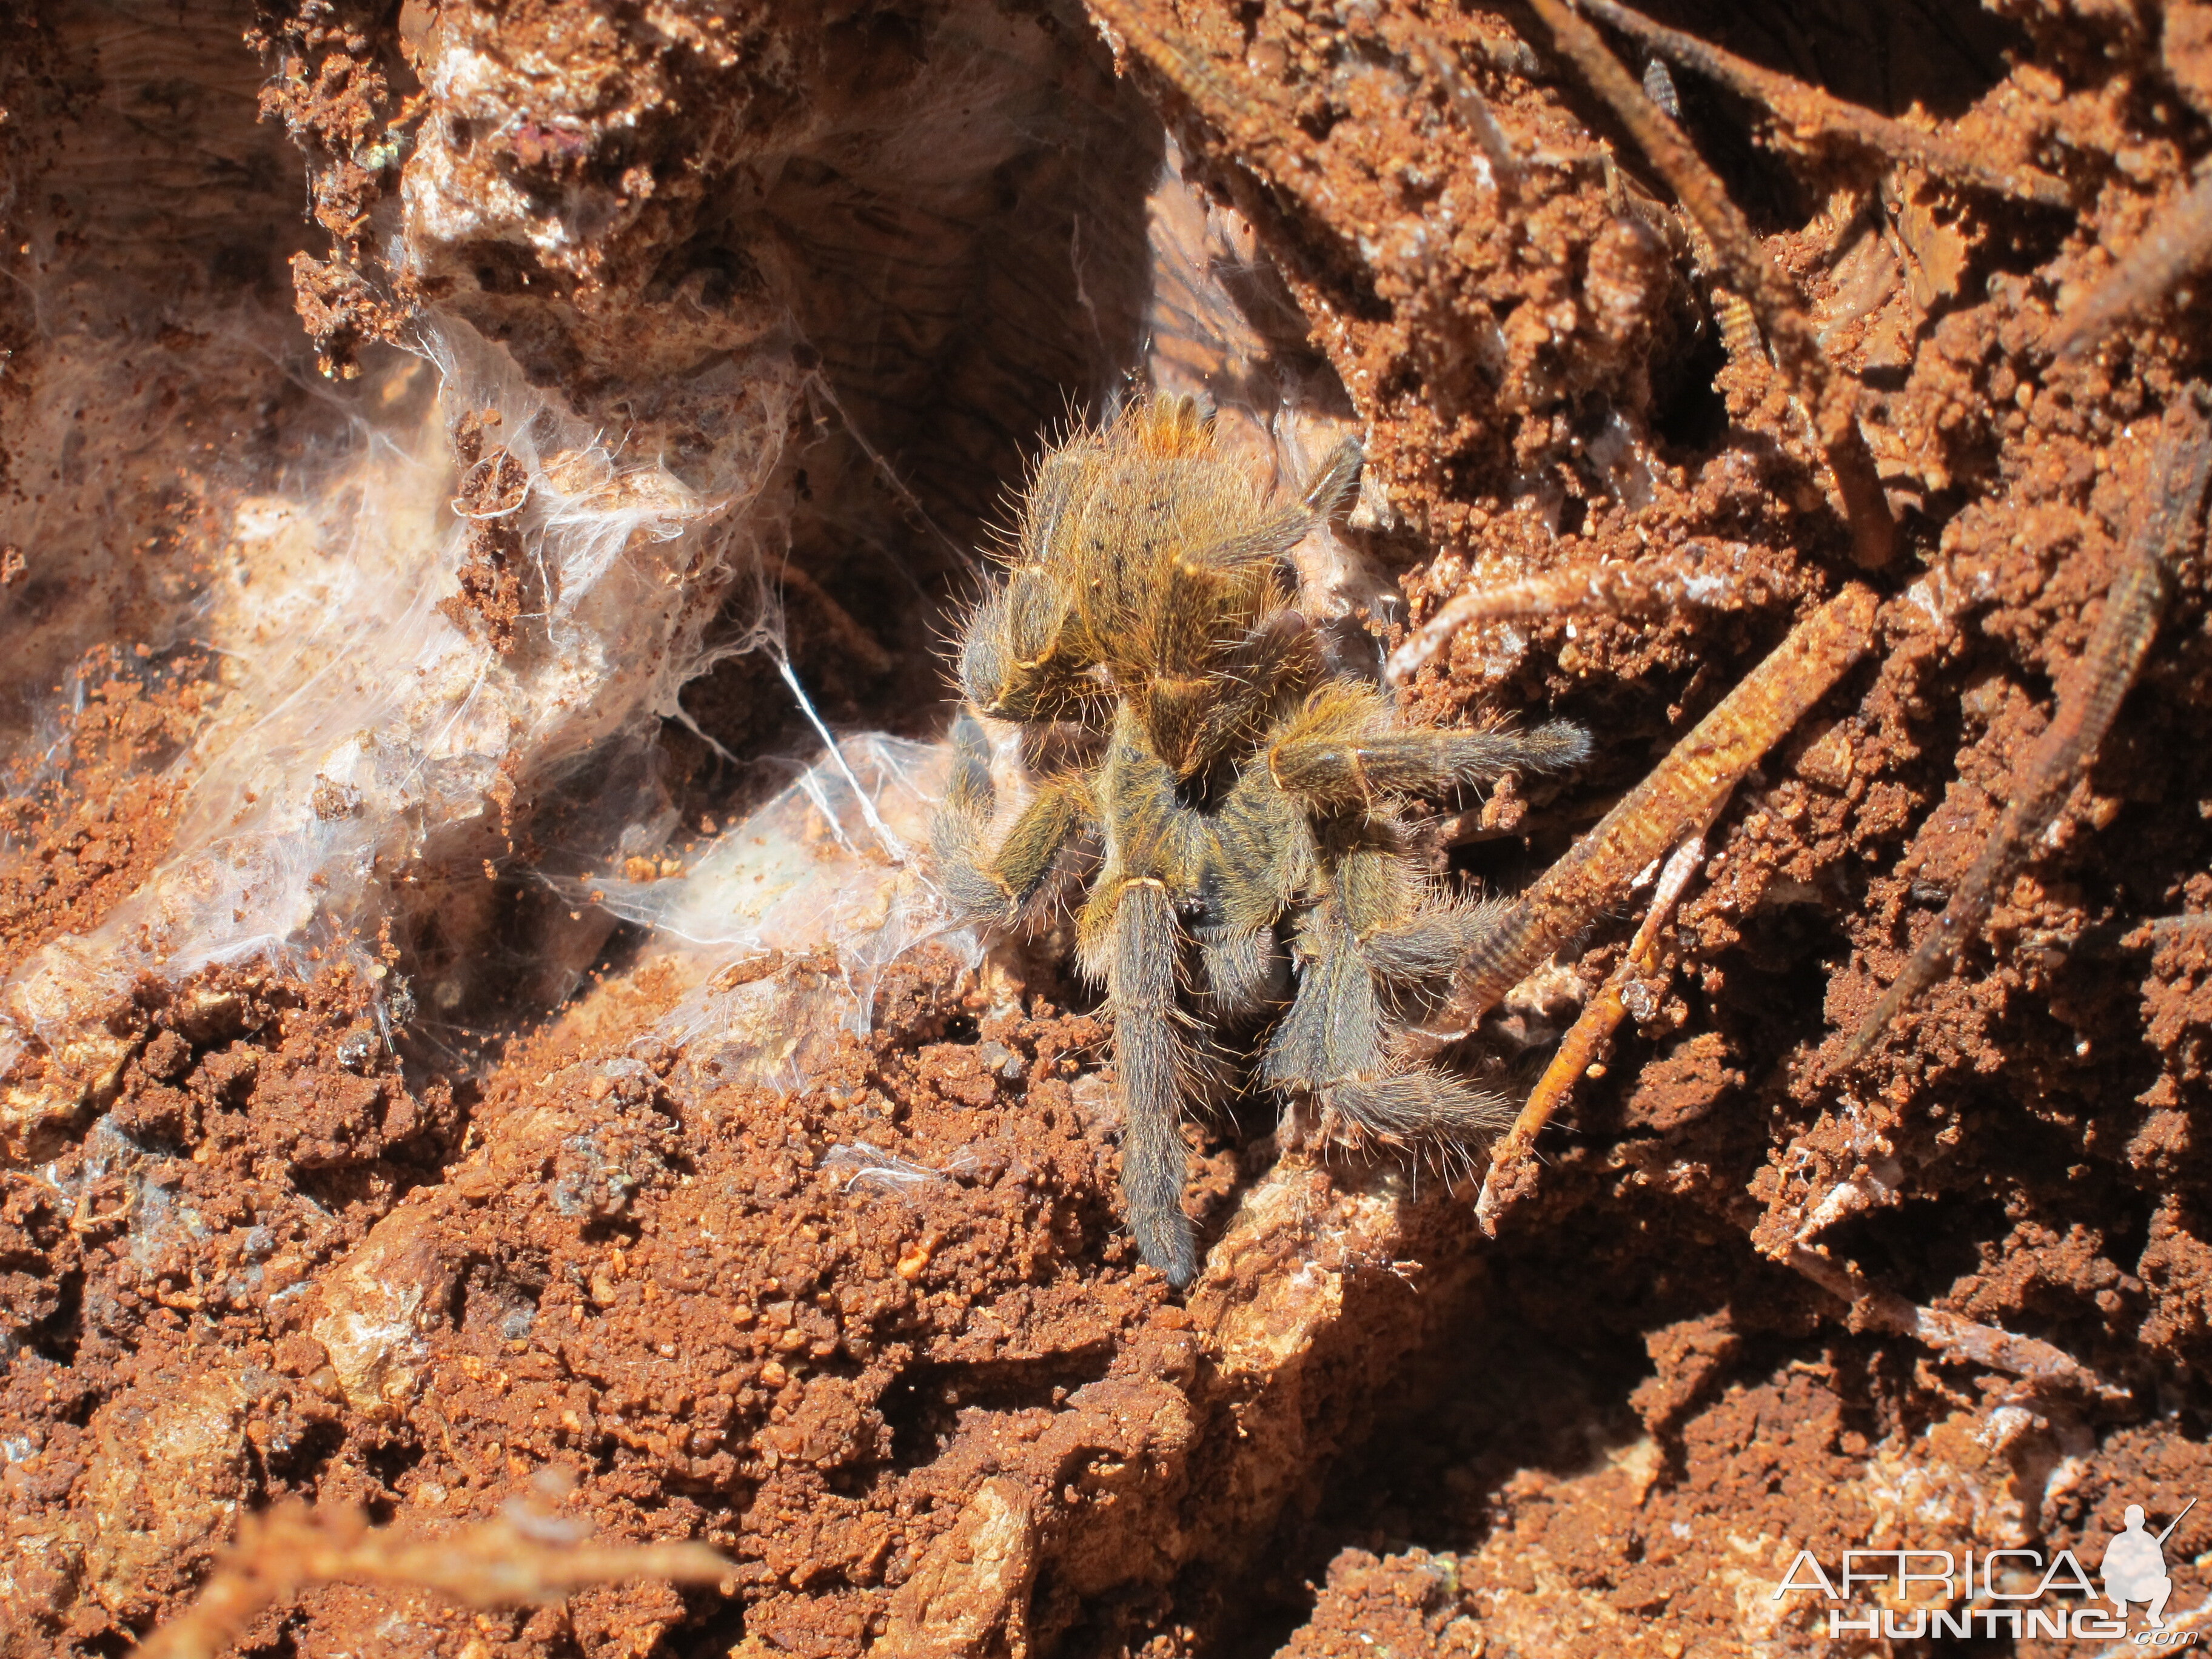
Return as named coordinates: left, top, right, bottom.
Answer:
left=2102, top=1499, right=2196, bottom=1631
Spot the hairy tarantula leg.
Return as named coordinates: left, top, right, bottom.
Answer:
left=1262, top=906, right=1374, bottom=1106
left=931, top=712, right=1086, bottom=927
left=1405, top=583, right=1878, bottom=1062
left=1147, top=432, right=1360, bottom=593
left=1187, top=776, right=1309, bottom=1026
left=1357, top=897, right=1515, bottom=987
left=2050, top=170, right=2212, bottom=361
left=1108, top=878, right=1199, bottom=1287
left=1579, top=0, right=2068, bottom=207
left=1475, top=834, right=1706, bottom=1237
left=1835, top=393, right=2212, bottom=1073
left=1193, top=923, right=1287, bottom=1018
left=1326, top=1070, right=1517, bottom=1144
left=1523, top=0, right=1895, bottom=571
left=1265, top=903, right=1511, bottom=1145
left=1301, top=437, right=1362, bottom=518
left=960, top=572, right=1111, bottom=726
left=1270, top=719, right=1590, bottom=809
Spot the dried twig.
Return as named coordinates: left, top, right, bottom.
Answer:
left=1835, top=390, right=2212, bottom=1071
left=1578, top=0, right=2069, bottom=208
left=1524, top=0, right=1895, bottom=569
left=1410, top=583, right=1877, bottom=1058
left=2050, top=169, right=2212, bottom=360
left=138, top=1502, right=729, bottom=1659
left=1475, top=833, right=1705, bottom=1235
left=1785, top=1245, right=2127, bottom=1401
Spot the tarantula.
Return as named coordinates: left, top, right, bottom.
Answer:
left=933, top=396, right=1588, bottom=1285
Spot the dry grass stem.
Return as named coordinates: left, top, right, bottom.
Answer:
left=1578, top=0, right=2069, bottom=207
left=1836, top=390, right=2212, bottom=1071
left=2051, top=169, right=2212, bottom=360
left=1475, top=833, right=1704, bottom=1235
left=1410, top=583, right=1877, bottom=1058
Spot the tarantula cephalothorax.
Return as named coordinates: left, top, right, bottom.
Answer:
left=933, top=396, right=1589, bottom=1285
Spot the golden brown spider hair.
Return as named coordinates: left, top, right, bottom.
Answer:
left=934, top=396, right=1587, bottom=1285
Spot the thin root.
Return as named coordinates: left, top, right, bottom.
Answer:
left=1579, top=0, right=2069, bottom=209
left=1524, top=0, right=1895, bottom=570
left=1475, top=831, right=1705, bottom=1236
left=1785, top=1245, right=2127, bottom=1401
left=139, top=1501, right=729, bottom=1659
left=1409, top=582, right=1876, bottom=1057
left=1835, top=389, right=2212, bottom=1073
left=2050, top=169, right=2212, bottom=360
left=1386, top=554, right=1756, bottom=686
left=1401, top=20, right=1521, bottom=190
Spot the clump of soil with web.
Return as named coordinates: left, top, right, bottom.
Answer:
left=5, top=2, right=2212, bottom=1657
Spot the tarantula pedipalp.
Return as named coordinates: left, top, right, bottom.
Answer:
left=932, top=395, right=1588, bottom=1285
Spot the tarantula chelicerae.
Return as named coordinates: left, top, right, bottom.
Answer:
left=934, top=397, right=1589, bottom=1285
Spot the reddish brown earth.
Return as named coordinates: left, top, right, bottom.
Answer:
left=0, top=651, right=214, bottom=976
left=7, top=2, right=2212, bottom=1657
